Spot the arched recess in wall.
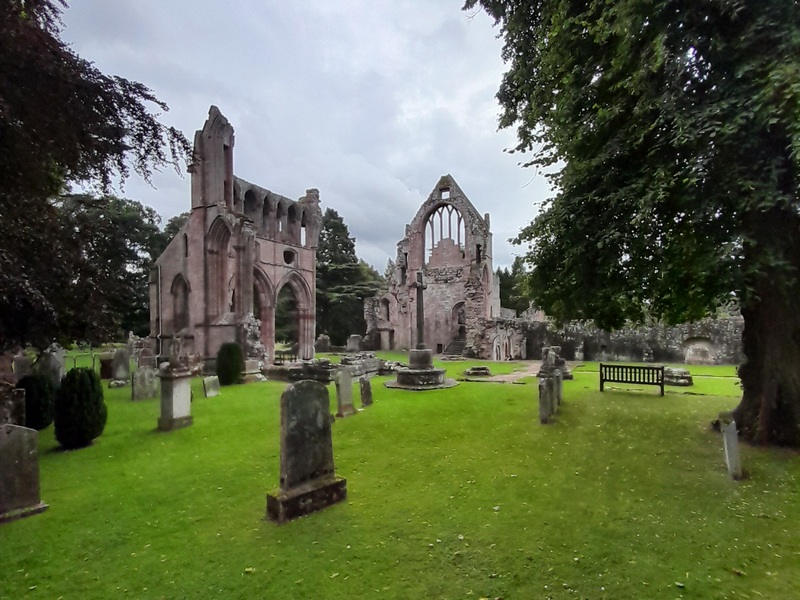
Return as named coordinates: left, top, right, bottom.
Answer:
left=452, top=302, right=466, bottom=338
left=481, top=264, right=492, bottom=317
left=206, top=216, right=233, bottom=317
left=244, top=189, right=261, bottom=228
left=170, top=274, right=191, bottom=333
left=276, top=200, right=288, bottom=237
left=277, top=271, right=313, bottom=310
left=379, top=297, right=391, bottom=321
left=287, top=204, right=301, bottom=245
left=424, top=203, right=467, bottom=266
left=252, top=267, right=275, bottom=324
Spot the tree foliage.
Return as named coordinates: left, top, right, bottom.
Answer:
left=0, top=1, right=189, bottom=351
left=316, top=208, right=384, bottom=345
left=468, top=0, right=800, bottom=445
left=496, top=256, right=530, bottom=315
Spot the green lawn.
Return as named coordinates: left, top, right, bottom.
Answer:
left=2, top=358, right=798, bottom=599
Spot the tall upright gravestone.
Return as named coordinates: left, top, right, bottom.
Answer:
left=266, top=380, right=347, bottom=523
left=334, top=369, right=357, bottom=418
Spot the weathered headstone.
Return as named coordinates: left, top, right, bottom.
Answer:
left=359, top=375, right=373, bottom=407
left=538, top=378, right=552, bottom=424
left=32, top=345, right=65, bottom=389
left=345, top=334, right=363, bottom=353
left=664, top=367, right=694, bottom=387
left=98, top=352, right=114, bottom=380
left=266, top=380, right=347, bottom=523
left=203, top=376, right=221, bottom=398
left=109, top=348, right=131, bottom=388
left=315, top=334, right=331, bottom=353
left=334, top=369, right=357, bottom=418
left=0, top=424, right=48, bottom=523
left=722, top=420, right=743, bottom=480
left=131, top=367, right=159, bottom=401
left=137, top=347, right=156, bottom=369
left=157, top=363, right=193, bottom=431
left=0, top=383, right=26, bottom=427
left=12, top=354, right=33, bottom=380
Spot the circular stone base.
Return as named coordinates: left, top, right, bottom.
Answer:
left=408, top=348, right=433, bottom=369
left=384, top=367, right=459, bottom=391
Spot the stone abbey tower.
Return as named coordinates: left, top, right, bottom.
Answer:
left=150, top=107, right=322, bottom=369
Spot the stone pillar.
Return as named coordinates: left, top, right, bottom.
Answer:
left=298, top=307, right=315, bottom=361
left=157, top=366, right=193, bottom=431
left=233, top=225, right=255, bottom=320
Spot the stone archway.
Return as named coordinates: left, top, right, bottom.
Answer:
left=253, top=267, right=275, bottom=362
left=276, top=272, right=315, bottom=361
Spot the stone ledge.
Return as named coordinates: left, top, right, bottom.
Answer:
left=0, top=501, right=48, bottom=524
left=266, top=476, right=347, bottom=524
left=157, top=415, right=193, bottom=432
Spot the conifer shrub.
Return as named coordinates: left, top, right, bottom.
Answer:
left=216, top=342, right=244, bottom=386
left=54, top=367, right=107, bottom=449
left=16, top=374, right=56, bottom=430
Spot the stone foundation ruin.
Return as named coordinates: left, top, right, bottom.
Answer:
left=150, top=107, right=321, bottom=371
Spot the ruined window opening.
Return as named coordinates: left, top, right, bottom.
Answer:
left=171, top=276, right=190, bottom=332
left=183, top=233, right=189, bottom=257
left=425, top=204, right=465, bottom=263
left=244, top=189, right=259, bottom=223
left=380, top=299, right=390, bottom=320
left=300, top=213, right=307, bottom=246
left=440, top=188, right=450, bottom=199
left=283, top=249, right=296, bottom=265
left=400, top=252, right=408, bottom=285
left=437, top=343, right=443, bottom=353
left=476, top=244, right=482, bottom=262
left=223, top=143, right=233, bottom=207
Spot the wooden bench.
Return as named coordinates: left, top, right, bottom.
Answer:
left=599, top=363, right=665, bottom=396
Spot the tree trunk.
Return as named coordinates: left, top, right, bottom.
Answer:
left=732, top=206, right=800, bottom=447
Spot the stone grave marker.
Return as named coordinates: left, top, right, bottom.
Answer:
left=109, top=348, right=131, bottom=388
left=12, top=354, right=32, bottom=380
left=359, top=375, right=373, bottom=408
left=334, top=369, right=357, bottom=418
left=203, top=376, right=221, bottom=398
left=538, top=378, right=553, bottom=424
left=1, top=383, right=26, bottom=426
left=33, top=345, right=65, bottom=389
left=0, top=424, right=49, bottom=523
left=722, top=420, right=743, bottom=480
left=131, top=367, right=159, bottom=401
left=98, top=351, right=114, bottom=380
left=138, top=347, right=156, bottom=369
left=345, top=334, right=362, bottom=352
left=266, top=380, right=347, bottom=523
left=157, top=363, right=193, bottom=431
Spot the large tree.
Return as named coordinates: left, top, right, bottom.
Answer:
left=316, top=208, right=384, bottom=345
left=467, top=0, right=800, bottom=445
left=0, top=1, right=190, bottom=351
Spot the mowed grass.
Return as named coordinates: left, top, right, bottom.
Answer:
left=1, top=359, right=798, bottom=599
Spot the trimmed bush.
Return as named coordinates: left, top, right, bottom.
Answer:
left=16, top=374, right=56, bottom=430
left=54, top=368, right=107, bottom=449
left=216, top=342, right=244, bottom=386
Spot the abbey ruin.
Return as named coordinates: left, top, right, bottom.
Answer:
left=150, top=107, right=321, bottom=369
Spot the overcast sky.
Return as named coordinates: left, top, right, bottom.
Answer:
left=60, top=1, right=555, bottom=270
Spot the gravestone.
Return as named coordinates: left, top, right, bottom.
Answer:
left=33, top=345, right=65, bottom=389
left=157, top=363, right=193, bottom=431
left=266, top=380, right=347, bottom=523
left=538, top=378, right=553, bottom=424
left=12, top=354, right=32, bottom=380
left=138, top=347, right=156, bottom=369
left=721, top=420, right=743, bottom=480
left=359, top=375, right=373, bottom=407
left=315, top=334, right=331, bottom=353
left=664, top=367, right=694, bottom=387
left=98, top=352, right=114, bottom=380
left=131, top=367, right=159, bottom=401
left=334, top=369, right=357, bottom=418
left=203, top=376, right=221, bottom=398
left=0, top=424, right=49, bottom=523
left=0, top=383, right=26, bottom=427
left=109, top=348, right=131, bottom=388
left=345, top=335, right=362, bottom=352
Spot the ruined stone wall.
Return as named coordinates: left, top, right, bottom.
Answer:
left=150, top=106, right=321, bottom=368
left=364, top=175, right=501, bottom=357
left=519, top=317, right=744, bottom=365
